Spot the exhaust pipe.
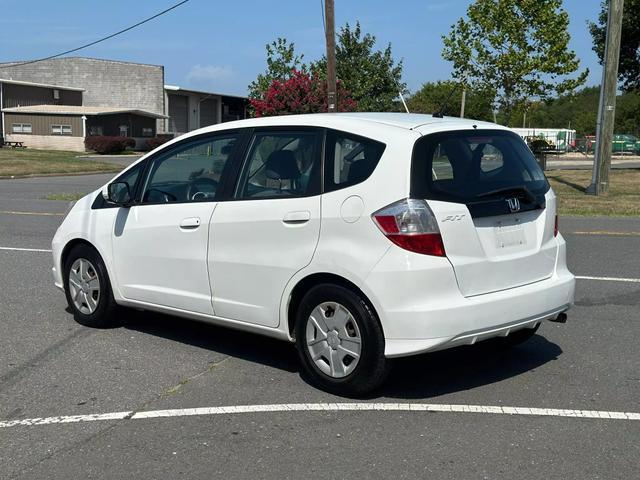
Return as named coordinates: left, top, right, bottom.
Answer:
left=549, top=312, right=568, bottom=324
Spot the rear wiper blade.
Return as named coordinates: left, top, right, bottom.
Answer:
left=476, top=185, right=537, bottom=203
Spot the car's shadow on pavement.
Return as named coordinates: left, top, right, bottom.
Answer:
left=120, top=309, right=300, bottom=374
left=378, top=335, right=562, bottom=400
left=115, top=308, right=562, bottom=400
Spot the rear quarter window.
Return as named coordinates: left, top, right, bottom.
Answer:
left=324, top=130, right=386, bottom=192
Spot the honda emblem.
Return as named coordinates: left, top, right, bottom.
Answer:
left=506, top=197, right=521, bottom=213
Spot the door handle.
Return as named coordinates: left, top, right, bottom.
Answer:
left=283, top=211, right=311, bottom=224
left=179, top=217, right=201, bottom=229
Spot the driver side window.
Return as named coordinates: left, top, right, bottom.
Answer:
left=142, top=134, right=239, bottom=204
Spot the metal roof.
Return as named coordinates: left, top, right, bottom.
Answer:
left=164, top=84, right=247, bottom=100
left=0, top=78, right=85, bottom=92
left=2, top=104, right=168, bottom=119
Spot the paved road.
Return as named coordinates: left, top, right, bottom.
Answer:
left=546, top=154, right=640, bottom=170
left=0, top=175, right=638, bottom=479
left=76, top=154, right=142, bottom=166
left=63, top=151, right=640, bottom=171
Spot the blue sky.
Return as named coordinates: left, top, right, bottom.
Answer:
left=0, top=0, right=603, bottom=96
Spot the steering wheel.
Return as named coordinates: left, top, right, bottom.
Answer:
left=187, top=177, right=218, bottom=201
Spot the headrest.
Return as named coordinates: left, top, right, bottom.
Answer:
left=265, top=150, right=300, bottom=180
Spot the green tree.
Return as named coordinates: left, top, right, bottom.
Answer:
left=248, top=38, right=307, bottom=100
left=615, top=92, right=640, bottom=134
left=517, top=86, right=639, bottom=137
left=525, top=86, right=600, bottom=135
left=314, top=22, right=407, bottom=111
left=442, top=0, right=588, bottom=125
left=407, top=81, right=495, bottom=121
left=590, top=0, right=640, bottom=91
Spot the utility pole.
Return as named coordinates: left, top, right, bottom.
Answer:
left=588, top=0, right=625, bottom=195
left=325, top=0, right=337, bottom=113
left=460, top=88, right=466, bottom=118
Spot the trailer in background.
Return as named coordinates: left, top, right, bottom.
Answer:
left=575, top=134, right=640, bottom=155
left=612, top=134, right=640, bottom=154
left=511, top=128, right=576, bottom=153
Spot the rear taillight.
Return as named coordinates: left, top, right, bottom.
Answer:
left=554, top=214, right=559, bottom=237
left=372, top=199, right=446, bottom=257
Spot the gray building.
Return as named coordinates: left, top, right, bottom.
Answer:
left=164, top=85, right=248, bottom=136
left=0, top=57, right=247, bottom=151
left=0, top=78, right=166, bottom=151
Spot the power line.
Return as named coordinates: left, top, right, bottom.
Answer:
left=320, top=0, right=326, bottom=36
left=0, top=0, right=190, bottom=70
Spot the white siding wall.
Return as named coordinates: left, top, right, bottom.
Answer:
left=5, top=134, right=85, bottom=151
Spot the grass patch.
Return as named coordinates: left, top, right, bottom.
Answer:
left=43, top=192, right=88, bottom=201
left=0, top=148, right=120, bottom=177
left=546, top=169, right=640, bottom=216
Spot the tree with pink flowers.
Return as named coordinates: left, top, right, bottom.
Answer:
left=250, top=69, right=357, bottom=117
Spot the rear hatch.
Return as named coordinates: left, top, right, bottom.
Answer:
left=411, top=129, right=557, bottom=297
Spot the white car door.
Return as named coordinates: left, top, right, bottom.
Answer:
left=209, top=128, right=323, bottom=328
left=111, top=132, right=241, bottom=315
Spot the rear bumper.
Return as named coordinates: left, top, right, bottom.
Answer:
left=365, top=238, right=575, bottom=358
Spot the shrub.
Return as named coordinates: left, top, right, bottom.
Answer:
left=145, top=135, right=172, bottom=151
left=85, top=136, right=136, bottom=154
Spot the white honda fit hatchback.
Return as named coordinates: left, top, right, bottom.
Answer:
left=52, top=113, right=575, bottom=395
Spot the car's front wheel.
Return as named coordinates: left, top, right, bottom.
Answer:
left=63, top=244, right=119, bottom=328
left=295, top=284, right=390, bottom=396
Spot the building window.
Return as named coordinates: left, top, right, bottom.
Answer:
left=52, top=125, right=72, bottom=135
left=141, top=127, right=153, bottom=137
left=89, top=126, right=103, bottom=136
left=119, top=125, right=129, bottom=137
left=12, top=123, right=32, bottom=134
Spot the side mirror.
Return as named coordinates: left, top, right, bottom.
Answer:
left=102, top=181, right=132, bottom=206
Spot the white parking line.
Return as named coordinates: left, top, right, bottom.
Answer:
left=0, top=246, right=52, bottom=253
left=1, top=248, right=638, bottom=284
left=1, top=403, right=639, bottom=428
left=0, top=210, right=64, bottom=216
left=1, top=248, right=638, bottom=283
left=576, top=275, right=640, bottom=283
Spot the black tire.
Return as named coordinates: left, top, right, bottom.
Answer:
left=63, top=243, right=119, bottom=328
left=498, top=324, right=540, bottom=347
left=295, top=283, right=390, bottom=396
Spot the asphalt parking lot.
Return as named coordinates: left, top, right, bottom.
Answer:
left=1, top=173, right=639, bottom=479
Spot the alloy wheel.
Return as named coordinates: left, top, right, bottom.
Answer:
left=68, top=258, right=101, bottom=315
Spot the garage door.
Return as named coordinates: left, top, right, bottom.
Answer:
left=168, top=94, right=188, bottom=134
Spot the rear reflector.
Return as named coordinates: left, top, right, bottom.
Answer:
left=387, top=233, right=446, bottom=256
left=372, top=199, right=446, bottom=257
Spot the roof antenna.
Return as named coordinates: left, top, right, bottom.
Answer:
left=392, top=76, right=410, bottom=113
left=398, top=89, right=410, bottom=114
left=433, top=82, right=459, bottom=118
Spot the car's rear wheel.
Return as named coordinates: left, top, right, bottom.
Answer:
left=498, top=324, right=540, bottom=347
left=63, top=244, right=119, bottom=328
left=295, top=284, right=390, bottom=396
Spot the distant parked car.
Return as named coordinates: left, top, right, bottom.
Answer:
left=52, top=113, right=575, bottom=395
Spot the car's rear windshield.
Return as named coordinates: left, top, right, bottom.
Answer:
left=411, top=129, right=549, bottom=207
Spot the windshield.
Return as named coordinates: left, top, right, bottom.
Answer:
left=411, top=129, right=549, bottom=206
